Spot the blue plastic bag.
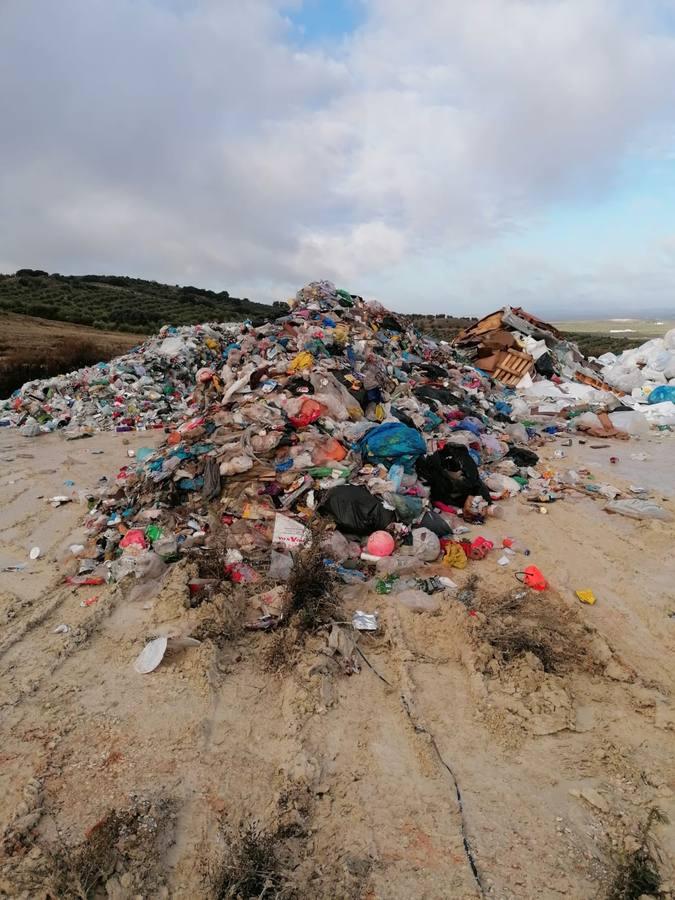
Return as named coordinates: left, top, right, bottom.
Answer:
left=357, top=423, right=427, bottom=473
left=648, top=385, right=675, bottom=404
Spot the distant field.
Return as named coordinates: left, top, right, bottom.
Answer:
left=553, top=318, right=675, bottom=339
left=0, top=313, right=145, bottom=398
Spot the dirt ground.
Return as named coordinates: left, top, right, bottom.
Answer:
left=0, top=426, right=674, bottom=899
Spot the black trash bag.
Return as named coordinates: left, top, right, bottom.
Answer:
left=413, top=384, right=463, bottom=408
left=286, top=376, right=315, bottom=395
left=534, top=352, right=555, bottom=377
left=390, top=406, right=416, bottom=429
left=416, top=443, right=491, bottom=505
left=202, top=458, right=221, bottom=501
left=418, top=363, right=449, bottom=380
left=380, top=314, right=404, bottom=332
left=319, top=485, right=395, bottom=536
left=419, top=509, right=453, bottom=537
left=506, top=445, right=539, bottom=467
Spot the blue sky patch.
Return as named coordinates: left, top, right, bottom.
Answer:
left=285, top=0, right=363, bottom=44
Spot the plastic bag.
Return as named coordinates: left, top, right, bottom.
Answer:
left=289, top=398, right=325, bottom=428
left=357, top=423, right=427, bottom=473
left=320, top=485, right=395, bottom=536
left=647, top=384, right=675, bottom=405
left=393, top=589, right=440, bottom=613
left=269, top=549, right=293, bottom=581
left=484, top=473, right=521, bottom=497
left=287, top=351, right=313, bottom=373
left=416, top=444, right=491, bottom=505
left=505, top=423, right=529, bottom=444
left=411, top=527, right=441, bottom=562
left=219, top=454, right=254, bottom=476
left=605, top=499, right=672, bottom=521
left=312, top=438, right=347, bottom=465
left=516, top=565, right=548, bottom=591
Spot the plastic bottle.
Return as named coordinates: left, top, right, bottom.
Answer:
left=502, top=537, right=530, bottom=555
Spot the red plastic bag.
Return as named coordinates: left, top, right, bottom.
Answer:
left=516, top=565, right=548, bottom=591
left=120, top=529, right=148, bottom=550
left=289, top=399, right=326, bottom=429
left=460, top=536, right=494, bottom=560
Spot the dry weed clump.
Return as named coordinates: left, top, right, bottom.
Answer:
left=4, top=798, right=173, bottom=899
left=605, top=807, right=667, bottom=900
left=262, top=626, right=301, bottom=674
left=471, top=587, right=595, bottom=675
left=283, top=518, right=340, bottom=632
left=210, top=821, right=295, bottom=900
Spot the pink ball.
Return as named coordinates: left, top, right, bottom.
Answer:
left=366, top=530, right=395, bottom=557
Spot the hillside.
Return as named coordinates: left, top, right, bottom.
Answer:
left=0, top=270, right=282, bottom=333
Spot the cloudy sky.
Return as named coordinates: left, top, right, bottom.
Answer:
left=2, top=0, right=675, bottom=317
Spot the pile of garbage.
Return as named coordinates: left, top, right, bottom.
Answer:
left=598, top=329, right=675, bottom=427
left=453, top=306, right=609, bottom=389
left=3, top=282, right=672, bottom=630
left=0, top=321, right=244, bottom=435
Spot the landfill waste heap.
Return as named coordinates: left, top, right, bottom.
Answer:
left=452, top=306, right=611, bottom=389
left=1, top=281, right=672, bottom=639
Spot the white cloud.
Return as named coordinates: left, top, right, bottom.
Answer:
left=1, top=0, right=675, bottom=313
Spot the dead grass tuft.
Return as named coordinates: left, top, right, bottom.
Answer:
left=284, top=518, right=339, bottom=632
left=7, top=798, right=173, bottom=899
left=472, top=587, right=594, bottom=675
left=211, top=821, right=295, bottom=900
left=605, top=808, right=667, bottom=900
left=262, top=626, right=301, bottom=674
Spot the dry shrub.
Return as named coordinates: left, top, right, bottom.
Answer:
left=190, top=590, right=249, bottom=646
left=41, top=809, right=130, bottom=898
left=11, top=798, right=172, bottom=899
left=605, top=808, right=667, bottom=900
left=472, top=587, right=594, bottom=675
left=193, top=540, right=229, bottom=582
left=284, top=518, right=339, bottom=632
left=211, top=821, right=295, bottom=900
left=262, top=627, right=300, bottom=674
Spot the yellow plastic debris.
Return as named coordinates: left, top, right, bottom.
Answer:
left=576, top=589, right=596, bottom=605
left=287, top=351, right=314, bottom=373
left=443, top=543, right=468, bottom=569
left=333, top=324, right=349, bottom=344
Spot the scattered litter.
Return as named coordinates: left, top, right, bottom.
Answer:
left=352, top=610, right=379, bottom=631
left=29, top=546, right=41, bottom=560
left=605, top=499, right=672, bottom=521
left=576, top=589, right=597, bottom=605
left=52, top=624, right=70, bottom=634
left=516, top=566, right=548, bottom=591
left=133, top=636, right=169, bottom=674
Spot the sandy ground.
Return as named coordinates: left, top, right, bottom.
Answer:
left=0, top=425, right=674, bottom=899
